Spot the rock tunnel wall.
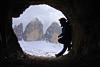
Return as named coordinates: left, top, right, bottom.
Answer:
left=0, top=0, right=100, bottom=67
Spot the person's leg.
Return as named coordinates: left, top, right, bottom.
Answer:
left=55, top=44, right=67, bottom=57
left=67, top=43, right=72, bottom=51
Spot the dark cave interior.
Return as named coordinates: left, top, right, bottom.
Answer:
left=0, top=0, right=100, bottom=67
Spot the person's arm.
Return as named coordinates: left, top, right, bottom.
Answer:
left=58, top=34, right=62, bottom=37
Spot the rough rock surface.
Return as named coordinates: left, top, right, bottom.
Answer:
left=23, top=18, right=43, bottom=41
left=44, top=22, right=61, bottom=43
left=13, top=23, right=23, bottom=41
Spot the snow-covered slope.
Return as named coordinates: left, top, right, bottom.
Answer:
left=19, top=40, right=68, bottom=57
left=12, top=4, right=68, bottom=57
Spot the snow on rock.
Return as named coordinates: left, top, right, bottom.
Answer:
left=23, top=18, right=43, bottom=41
left=12, top=4, right=66, bottom=34
left=43, top=22, right=62, bottom=43
left=12, top=4, right=68, bottom=57
left=19, top=40, right=68, bottom=57
left=13, top=23, right=23, bottom=41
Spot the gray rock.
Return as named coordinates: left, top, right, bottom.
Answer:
left=13, top=23, right=23, bottom=41
left=23, top=18, right=43, bottom=41
left=44, top=22, right=61, bottom=43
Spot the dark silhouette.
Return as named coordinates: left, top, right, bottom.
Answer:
left=0, top=0, right=30, bottom=62
left=55, top=18, right=72, bottom=57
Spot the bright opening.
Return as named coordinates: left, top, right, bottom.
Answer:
left=12, top=4, right=68, bottom=57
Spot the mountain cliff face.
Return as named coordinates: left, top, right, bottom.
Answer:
left=44, top=22, right=61, bottom=43
left=13, top=18, right=61, bottom=43
left=23, top=18, right=43, bottom=41
left=13, top=23, right=23, bottom=41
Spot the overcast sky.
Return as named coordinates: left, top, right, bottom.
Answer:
left=12, top=4, right=66, bottom=33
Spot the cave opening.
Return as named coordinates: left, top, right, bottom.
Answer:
left=12, top=4, right=69, bottom=58
left=1, top=0, right=99, bottom=66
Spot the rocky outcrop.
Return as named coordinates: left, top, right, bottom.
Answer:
left=44, top=22, right=61, bottom=43
left=13, top=23, right=23, bottom=41
left=13, top=19, right=61, bottom=43
left=23, top=18, right=43, bottom=41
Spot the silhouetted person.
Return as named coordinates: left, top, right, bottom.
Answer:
left=55, top=18, right=72, bottom=57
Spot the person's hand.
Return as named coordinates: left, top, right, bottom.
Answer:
left=58, top=35, right=60, bottom=38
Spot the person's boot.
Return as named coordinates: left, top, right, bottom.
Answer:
left=55, top=54, right=63, bottom=57
left=68, top=46, right=71, bottom=51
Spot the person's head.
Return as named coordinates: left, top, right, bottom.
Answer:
left=59, top=18, right=67, bottom=22
left=59, top=18, right=67, bottom=27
